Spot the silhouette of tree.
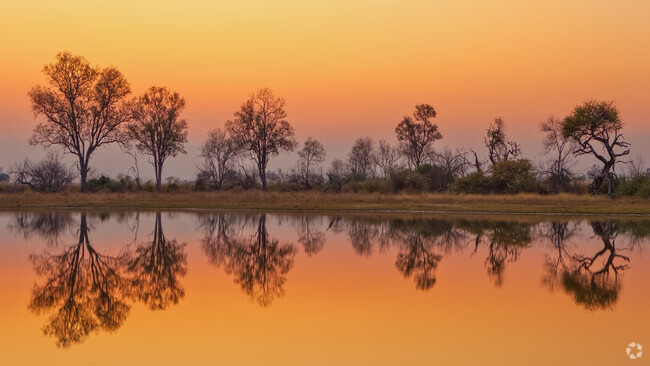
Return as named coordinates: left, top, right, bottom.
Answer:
left=199, top=128, right=242, bottom=190
left=297, top=137, right=326, bottom=189
left=347, top=137, right=376, bottom=179
left=540, top=117, right=576, bottom=192
left=484, top=117, right=521, bottom=165
left=226, top=88, right=297, bottom=191
left=562, top=100, right=630, bottom=195
left=28, top=213, right=130, bottom=348
left=202, top=214, right=296, bottom=307
left=28, top=52, right=133, bottom=192
left=128, top=87, right=189, bottom=191
left=395, top=104, right=442, bottom=168
left=127, top=212, right=187, bottom=310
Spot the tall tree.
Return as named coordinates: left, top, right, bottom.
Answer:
left=297, top=137, right=326, bottom=188
left=128, top=86, right=189, bottom=192
left=348, top=137, right=376, bottom=179
left=562, top=100, right=630, bottom=195
left=395, top=104, right=442, bottom=168
left=28, top=52, right=132, bottom=192
left=374, top=140, right=401, bottom=178
left=226, top=88, right=297, bottom=191
left=540, top=116, right=575, bottom=192
left=199, top=128, right=242, bottom=190
left=484, top=117, right=521, bottom=165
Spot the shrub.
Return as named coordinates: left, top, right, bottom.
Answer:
left=489, top=159, right=539, bottom=193
left=615, top=175, right=650, bottom=198
left=451, top=171, right=492, bottom=194
left=387, top=169, right=427, bottom=193
left=416, top=164, right=455, bottom=192
left=11, top=153, right=74, bottom=192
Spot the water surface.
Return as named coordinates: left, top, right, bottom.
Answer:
left=0, top=211, right=648, bottom=365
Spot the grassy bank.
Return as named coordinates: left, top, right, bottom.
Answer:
left=1, top=191, right=650, bottom=215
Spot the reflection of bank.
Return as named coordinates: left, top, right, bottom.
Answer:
left=201, top=213, right=296, bottom=307
left=25, top=212, right=187, bottom=348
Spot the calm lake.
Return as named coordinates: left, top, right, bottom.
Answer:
left=0, top=211, right=648, bottom=365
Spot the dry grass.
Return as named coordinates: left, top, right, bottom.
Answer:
left=1, top=191, right=649, bottom=215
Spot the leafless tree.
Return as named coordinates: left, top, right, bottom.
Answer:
left=297, top=137, right=326, bottom=188
left=348, top=137, right=376, bottom=179
left=539, top=116, right=575, bottom=192
left=11, top=152, right=75, bottom=192
left=627, top=153, right=647, bottom=177
left=395, top=104, right=442, bottom=168
left=484, top=117, right=521, bottom=165
left=28, top=52, right=133, bottom=192
left=374, top=140, right=402, bottom=178
left=562, top=100, right=630, bottom=195
left=327, top=159, right=348, bottom=192
left=434, top=147, right=473, bottom=177
left=128, top=86, right=189, bottom=192
left=226, top=88, right=297, bottom=191
left=199, top=128, right=242, bottom=190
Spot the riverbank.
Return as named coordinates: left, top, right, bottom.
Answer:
left=1, top=191, right=650, bottom=215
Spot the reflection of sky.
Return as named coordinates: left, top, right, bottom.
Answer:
left=0, top=212, right=648, bottom=365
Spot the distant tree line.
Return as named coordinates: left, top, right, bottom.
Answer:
left=1, top=52, right=649, bottom=198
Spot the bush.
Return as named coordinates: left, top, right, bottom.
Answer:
left=451, top=171, right=492, bottom=194
left=489, top=159, right=539, bottom=193
left=416, top=164, right=455, bottom=192
left=11, top=153, right=74, bottom=192
left=615, top=175, right=650, bottom=198
left=342, top=178, right=388, bottom=193
left=452, top=160, right=539, bottom=194
left=387, top=169, right=427, bottom=193
left=87, top=174, right=139, bottom=192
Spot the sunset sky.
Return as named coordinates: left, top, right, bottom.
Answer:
left=1, top=0, right=649, bottom=179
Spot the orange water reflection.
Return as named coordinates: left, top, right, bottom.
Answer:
left=0, top=212, right=648, bottom=365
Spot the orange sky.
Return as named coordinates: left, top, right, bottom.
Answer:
left=1, top=0, right=649, bottom=179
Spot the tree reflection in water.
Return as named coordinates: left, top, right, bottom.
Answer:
left=201, top=214, right=296, bottom=307
left=127, top=212, right=187, bottom=310
left=27, top=213, right=131, bottom=348
left=457, top=220, right=534, bottom=287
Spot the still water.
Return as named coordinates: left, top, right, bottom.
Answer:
left=0, top=211, right=648, bottom=365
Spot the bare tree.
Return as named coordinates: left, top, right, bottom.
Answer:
left=395, top=104, right=442, bottom=168
left=28, top=52, right=133, bottom=192
left=327, top=159, right=348, bottom=192
left=348, top=137, right=376, bottom=179
left=226, top=88, right=297, bottom=191
left=627, top=153, right=647, bottom=177
left=11, top=152, right=75, bottom=192
left=562, top=100, right=630, bottom=195
left=540, top=116, right=575, bottom=192
left=128, top=86, right=189, bottom=192
left=484, top=117, right=521, bottom=165
left=297, top=137, right=326, bottom=188
left=434, top=147, right=472, bottom=177
left=374, top=140, right=402, bottom=178
left=199, top=128, right=242, bottom=190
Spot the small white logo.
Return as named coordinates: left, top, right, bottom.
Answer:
left=626, top=342, right=643, bottom=360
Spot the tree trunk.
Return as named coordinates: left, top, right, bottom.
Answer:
left=156, top=164, right=162, bottom=192
left=590, top=161, right=614, bottom=195
left=259, top=166, right=267, bottom=191
left=79, top=160, right=88, bottom=193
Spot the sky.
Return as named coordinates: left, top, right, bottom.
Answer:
left=1, top=0, right=649, bottom=180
